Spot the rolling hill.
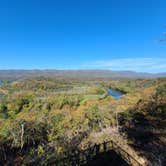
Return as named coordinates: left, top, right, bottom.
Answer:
left=0, top=69, right=166, bottom=80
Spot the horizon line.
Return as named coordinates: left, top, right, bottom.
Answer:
left=0, top=68, right=166, bottom=74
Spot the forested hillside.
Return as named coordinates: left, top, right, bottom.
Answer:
left=0, top=77, right=165, bottom=165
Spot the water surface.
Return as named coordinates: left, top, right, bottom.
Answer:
left=108, top=89, right=123, bottom=99
left=0, top=81, right=3, bottom=86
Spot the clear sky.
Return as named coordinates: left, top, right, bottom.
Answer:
left=0, top=0, right=166, bottom=73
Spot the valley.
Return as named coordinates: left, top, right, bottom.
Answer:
left=0, top=75, right=165, bottom=165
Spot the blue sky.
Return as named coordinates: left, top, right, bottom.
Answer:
left=0, top=0, right=166, bottom=73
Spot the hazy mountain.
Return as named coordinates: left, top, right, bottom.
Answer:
left=0, top=70, right=166, bottom=80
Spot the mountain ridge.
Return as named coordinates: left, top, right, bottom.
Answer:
left=0, top=69, right=165, bottom=80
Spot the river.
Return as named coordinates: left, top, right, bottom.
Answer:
left=0, top=81, right=3, bottom=86
left=108, top=89, right=124, bottom=99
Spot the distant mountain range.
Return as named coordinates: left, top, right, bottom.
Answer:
left=0, top=70, right=166, bottom=80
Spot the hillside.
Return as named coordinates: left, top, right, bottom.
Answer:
left=0, top=77, right=165, bottom=165
left=0, top=70, right=166, bottom=81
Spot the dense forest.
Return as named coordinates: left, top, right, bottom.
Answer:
left=0, top=76, right=165, bottom=165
